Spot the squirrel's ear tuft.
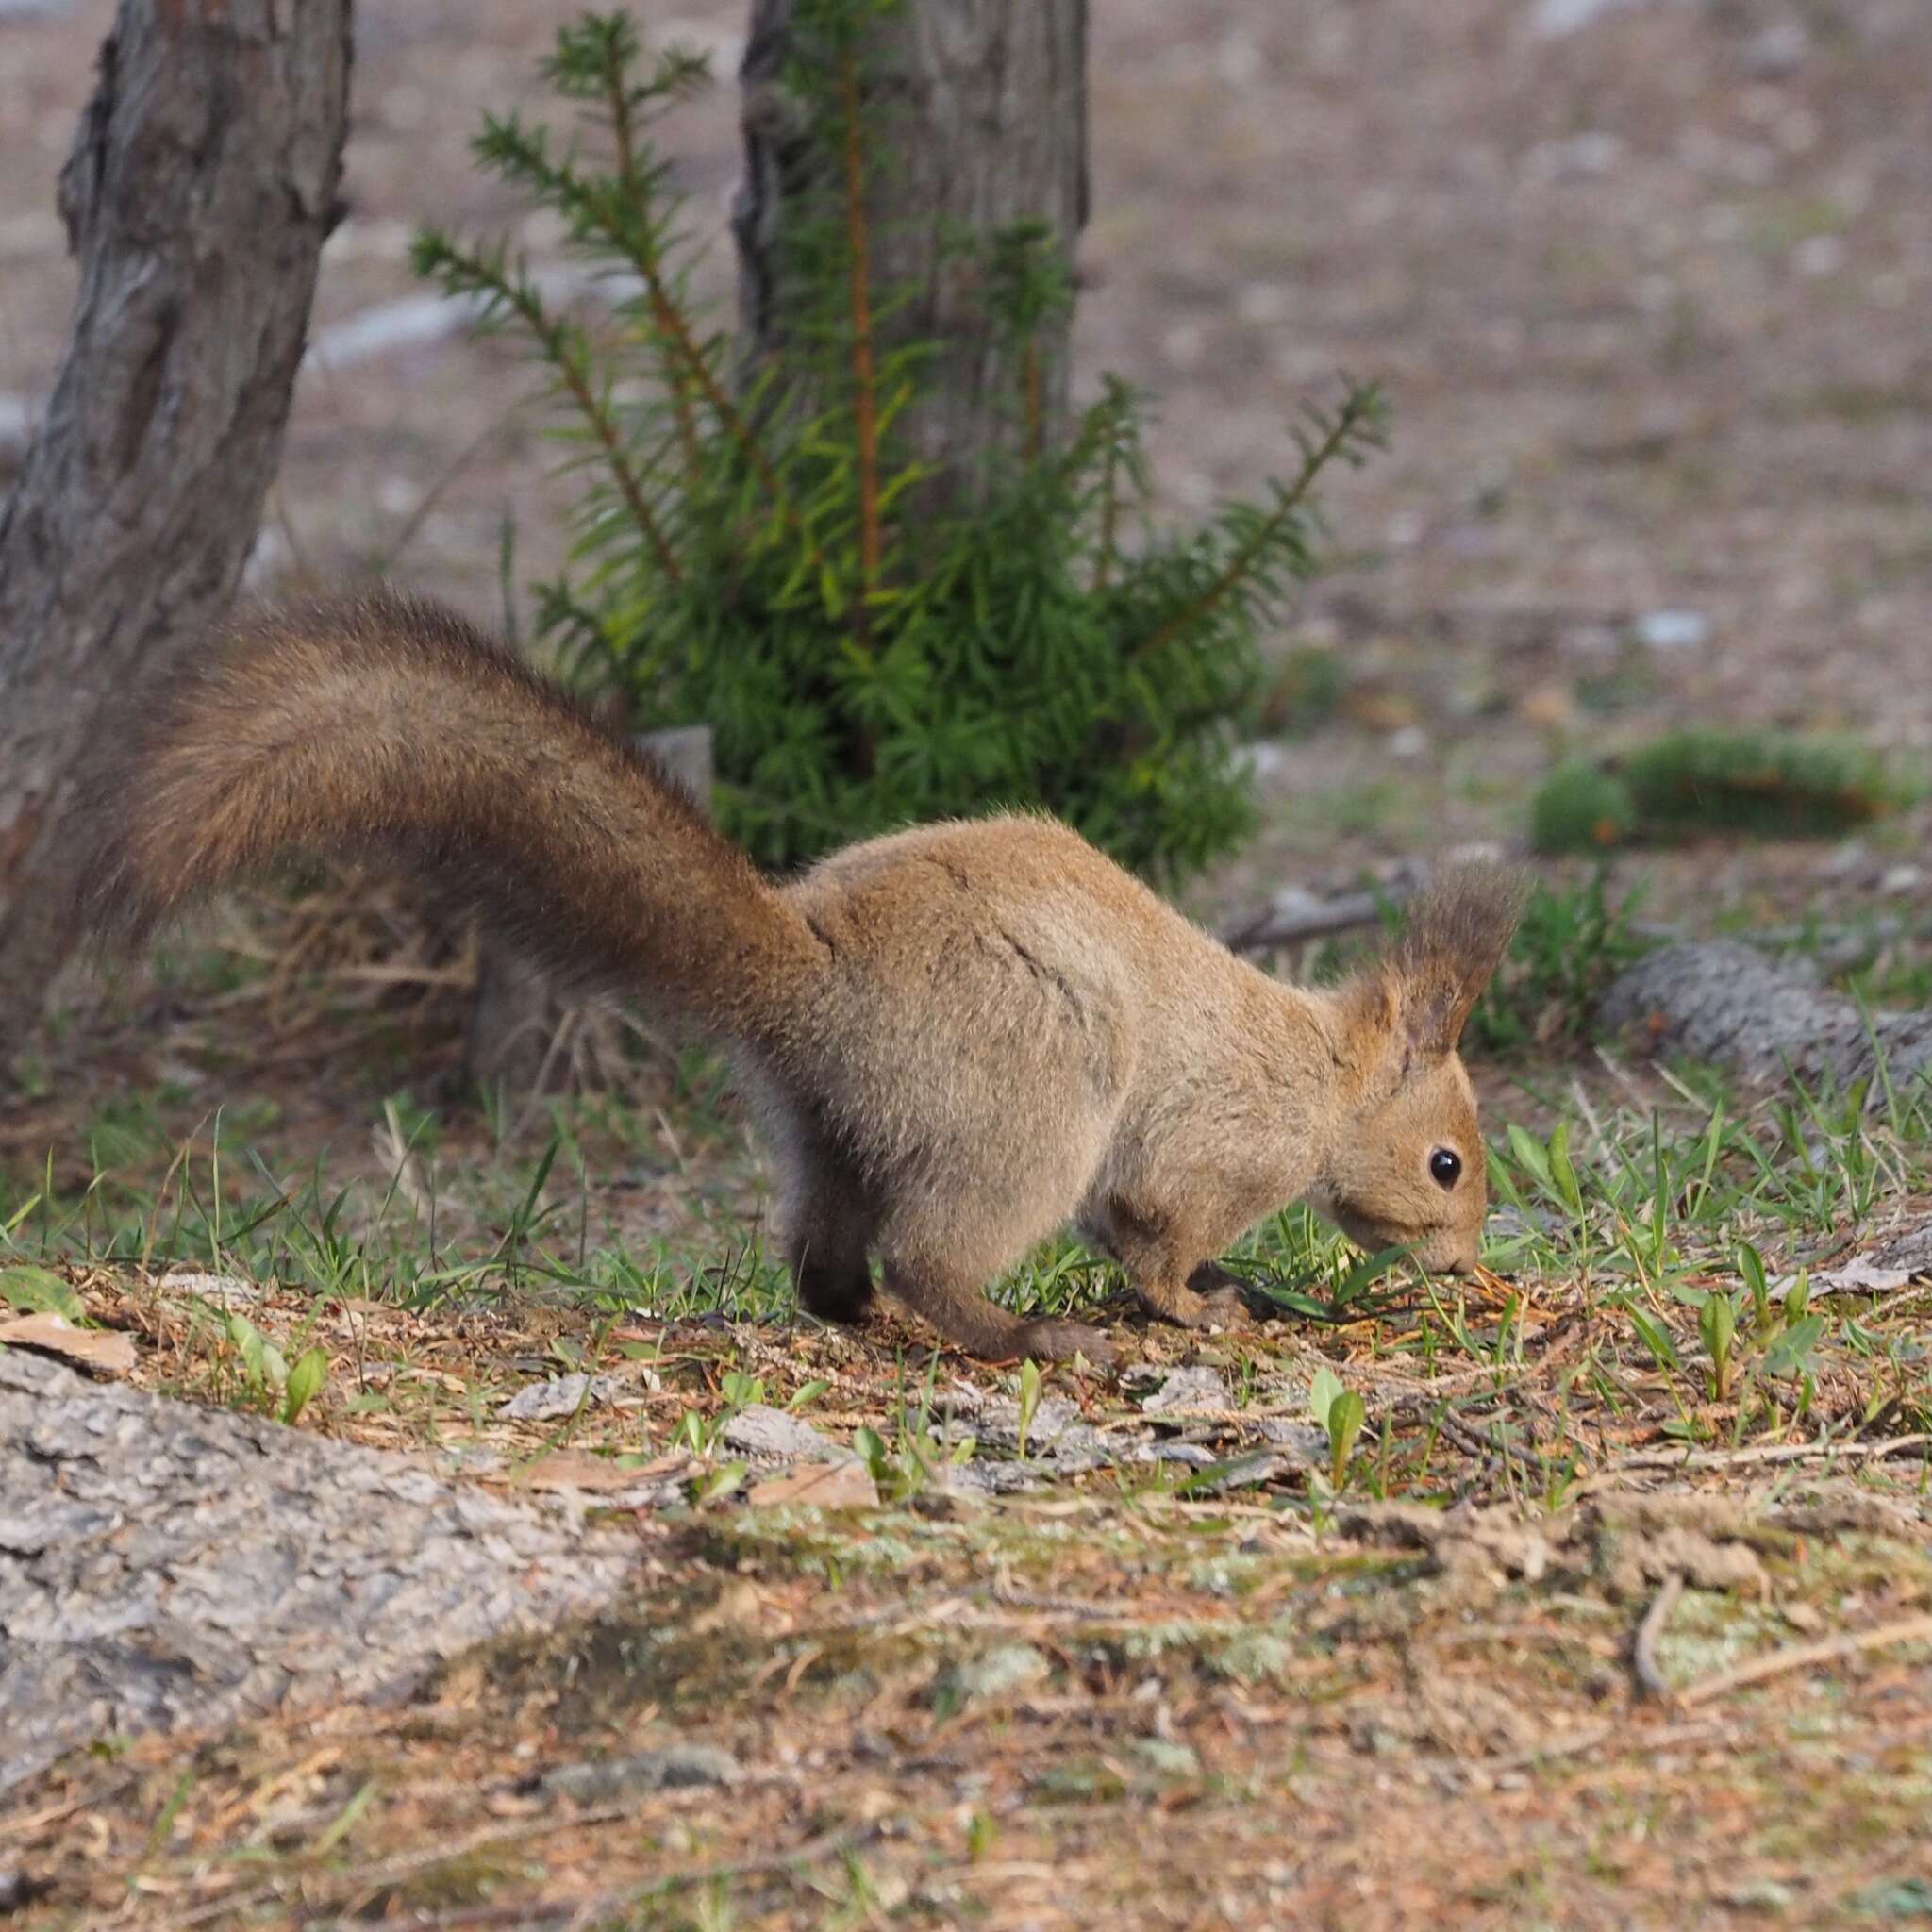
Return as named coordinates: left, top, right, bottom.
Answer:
left=1385, top=861, right=1528, bottom=1060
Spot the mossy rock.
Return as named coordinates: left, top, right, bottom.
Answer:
left=1530, top=760, right=1638, bottom=855
left=1532, top=731, right=1921, bottom=854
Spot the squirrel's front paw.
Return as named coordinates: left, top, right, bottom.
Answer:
left=1183, top=1284, right=1249, bottom=1328
left=1136, top=1279, right=1249, bottom=1330
left=1014, top=1318, right=1118, bottom=1368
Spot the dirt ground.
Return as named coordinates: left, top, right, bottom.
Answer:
left=8, top=1254, right=1932, bottom=1931
left=4, top=0, right=1932, bottom=1926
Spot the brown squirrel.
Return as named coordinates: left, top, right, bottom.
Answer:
left=81, top=592, right=1524, bottom=1366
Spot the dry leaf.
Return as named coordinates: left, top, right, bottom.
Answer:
left=748, top=1461, right=880, bottom=1509
left=0, top=1311, right=138, bottom=1378
left=515, top=1451, right=686, bottom=1493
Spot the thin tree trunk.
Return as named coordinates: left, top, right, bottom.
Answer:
left=0, top=0, right=352, bottom=1064
left=464, top=0, right=1090, bottom=1100
left=733, top=0, right=1089, bottom=491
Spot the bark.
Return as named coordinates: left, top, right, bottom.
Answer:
left=0, top=0, right=352, bottom=1064
left=1598, top=941, right=1932, bottom=1094
left=0, top=1350, right=634, bottom=1797
left=732, top=0, right=1089, bottom=490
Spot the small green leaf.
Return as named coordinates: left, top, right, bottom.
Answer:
left=1326, top=1391, right=1366, bottom=1489
left=0, top=1265, right=84, bottom=1323
left=1308, top=1366, right=1344, bottom=1430
left=1737, top=1242, right=1768, bottom=1302
left=1698, top=1293, right=1736, bottom=1364
left=1328, top=1243, right=1411, bottom=1308
left=852, top=1425, right=889, bottom=1475
left=1507, top=1124, right=1553, bottom=1191
left=1784, top=1272, right=1811, bottom=1323
left=282, top=1346, right=329, bottom=1424
left=1764, top=1315, right=1824, bottom=1379
left=1626, top=1307, right=1681, bottom=1374
left=1016, top=1357, right=1043, bottom=1459
left=1699, top=1292, right=1737, bottom=1397
left=1547, top=1120, right=1583, bottom=1216
left=786, top=1378, right=831, bottom=1412
left=1257, top=1286, right=1331, bottom=1319
left=721, top=1371, right=765, bottom=1409
left=692, top=1460, right=747, bottom=1504
left=227, top=1313, right=268, bottom=1393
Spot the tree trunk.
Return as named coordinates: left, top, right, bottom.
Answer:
left=0, top=1347, right=637, bottom=1797
left=464, top=0, right=1090, bottom=1103
left=733, top=0, right=1089, bottom=488
left=1599, top=941, right=1932, bottom=1096
left=0, top=0, right=352, bottom=1065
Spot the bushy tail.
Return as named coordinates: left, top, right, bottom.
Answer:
left=78, top=591, right=824, bottom=1042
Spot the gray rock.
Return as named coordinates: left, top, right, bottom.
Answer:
left=1815, top=1218, right=1932, bottom=1294
left=537, top=1741, right=741, bottom=1804
left=1631, top=608, right=1710, bottom=653
left=157, top=1270, right=263, bottom=1306
left=1741, top=21, right=1809, bottom=78
left=1133, top=1739, right=1202, bottom=1777
left=934, top=1459, right=1041, bottom=1497
left=1532, top=0, right=1687, bottom=39
left=1169, top=1451, right=1291, bottom=1493
left=933, top=1643, right=1052, bottom=1707
left=720, top=1404, right=852, bottom=1463
left=1257, top=1420, right=1329, bottom=1465
left=1528, top=130, right=1624, bottom=181
left=497, top=1373, right=626, bottom=1422
left=1141, top=1366, right=1231, bottom=1415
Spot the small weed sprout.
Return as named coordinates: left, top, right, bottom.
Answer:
left=1016, top=1357, right=1044, bottom=1461
left=850, top=1355, right=973, bottom=1499
left=281, top=1345, right=330, bottom=1424
left=1308, top=1366, right=1366, bottom=1491
left=1698, top=1290, right=1738, bottom=1402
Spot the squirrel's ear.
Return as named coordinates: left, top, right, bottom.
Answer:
left=1381, top=862, right=1527, bottom=1061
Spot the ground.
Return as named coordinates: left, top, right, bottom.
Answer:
left=3, top=0, right=1932, bottom=1925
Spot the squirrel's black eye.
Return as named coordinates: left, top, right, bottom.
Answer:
left=1429, top=1148, right=1462, bottom=1191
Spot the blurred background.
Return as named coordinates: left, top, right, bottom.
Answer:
left=8, top=0, right=1928, bottom=875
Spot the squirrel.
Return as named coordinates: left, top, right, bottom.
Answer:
left=79, top=591, right=1525, bottom=1367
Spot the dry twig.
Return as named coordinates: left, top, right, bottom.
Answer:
left=1677, top=1612, right=1932, bottom=1710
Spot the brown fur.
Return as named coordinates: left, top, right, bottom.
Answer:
left=79, top=592, right=1524, bottom=1365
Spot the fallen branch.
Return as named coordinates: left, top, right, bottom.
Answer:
left=1630, top=1570, right=1684, bottom=1702
left=1599, top=940, right=1932, bottom=1093
left=1677, top=1612, right=1932, bottom=1710
left=1603, top=1432, right=1932, bottom=1476
left=1220, top=874, right=1423, bottom=957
